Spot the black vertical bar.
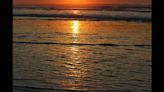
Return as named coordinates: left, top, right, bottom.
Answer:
left=0, top=0, right=12, bottom=91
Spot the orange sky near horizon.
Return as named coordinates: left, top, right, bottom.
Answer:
left=13, top=0, right=151, bottom=6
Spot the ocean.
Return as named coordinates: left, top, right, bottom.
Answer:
left=13, top=5, right=152, bottom=92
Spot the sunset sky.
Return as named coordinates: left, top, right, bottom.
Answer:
left=13, top=0, right=151, bottom=6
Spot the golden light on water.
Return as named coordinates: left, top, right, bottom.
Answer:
left=73, top=10, right=79, bottom=15
left=72, top=20, right=79, bottom=34
left=72, top=20, right=80, bottom=43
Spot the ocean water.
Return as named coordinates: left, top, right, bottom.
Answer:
left=13, top=5, right=151, bottom=21
left=13, top=5, right=152, bottom=92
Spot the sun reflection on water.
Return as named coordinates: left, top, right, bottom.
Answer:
left=63, top=46, right=88, bottom=90
left=72, top=20, right=79, bottom=34
left=73, top=10, right=79, bottom=15
left=60, top=20, right=89, bottom=90
left=72, top=20, right=80, bottom=43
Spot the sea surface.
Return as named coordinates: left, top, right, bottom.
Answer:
left=13, top=5, right=152, bottom=92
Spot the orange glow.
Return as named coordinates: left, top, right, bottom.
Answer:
left=72, top=10, right=80, bottom=15
left=60, top=0, right=89, bottom=5
left=14, top=0, right=152, bottom=6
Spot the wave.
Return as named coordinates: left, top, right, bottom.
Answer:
left=13, top=7, right=151, bottom=13
left=13, top=5, right=151, bottom=22
left=13, top=85, right=78, bottom=92
left=13, top=85, right=132, bottom=92
left=13, top=4, right=151, bottom=12
left=13, top=13, right=151, bottom=22
left=13, top=41, right=151, bottom=47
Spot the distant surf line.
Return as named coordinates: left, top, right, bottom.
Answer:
left=13, top=8, right=151, bottom=13
left=13, top=17, right=151, bottom=22
left=13, top=41, right=152, bottom=47
left=13, top=14, right=151, bottom=22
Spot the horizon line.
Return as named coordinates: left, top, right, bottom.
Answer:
left=13, top=3, right=151, bottom=7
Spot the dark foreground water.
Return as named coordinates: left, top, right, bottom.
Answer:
left=13, top=19, right=151, bottom=92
